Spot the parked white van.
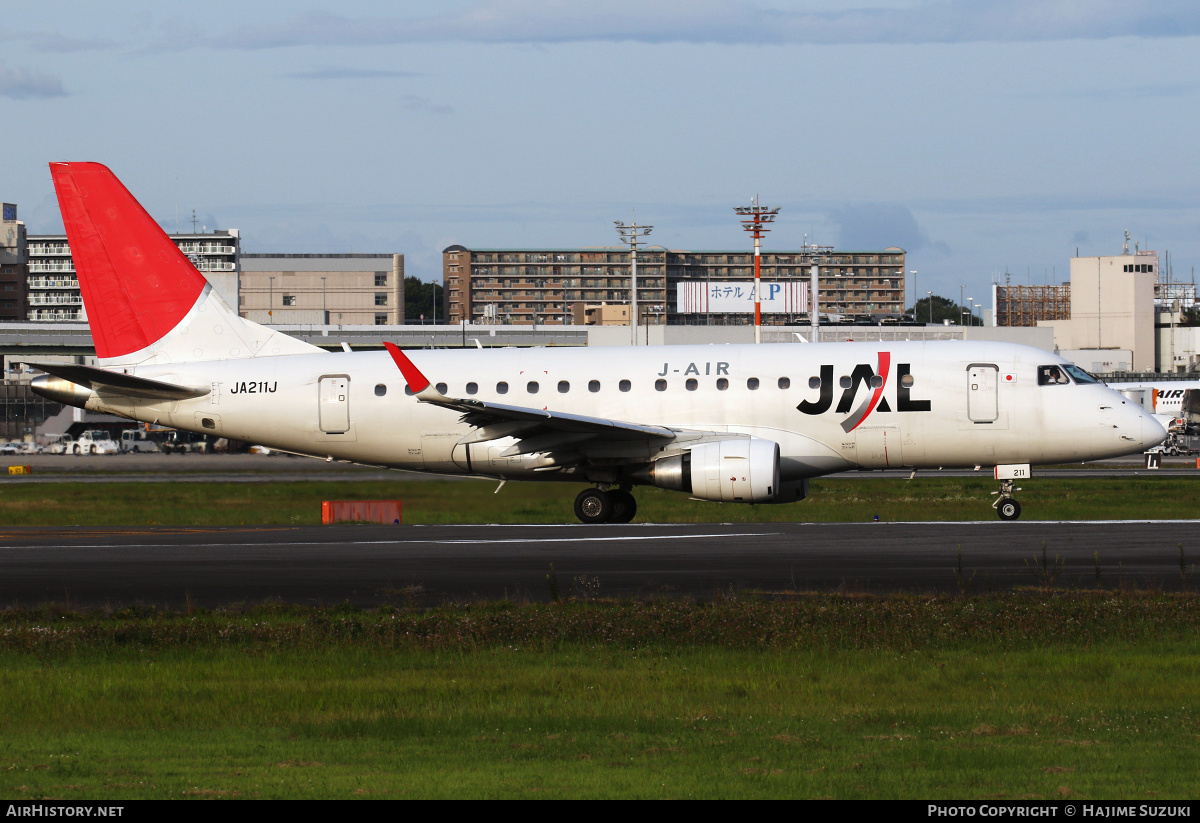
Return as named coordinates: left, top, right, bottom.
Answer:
left=120, top=430, right=162, bottom=453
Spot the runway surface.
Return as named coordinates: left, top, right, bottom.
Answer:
left=1, top=521, right=1195, bottom=608
left=5, top=452, right=1200, bottom=482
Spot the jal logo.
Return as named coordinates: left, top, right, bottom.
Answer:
left=796, top=353, right=931, bottom=432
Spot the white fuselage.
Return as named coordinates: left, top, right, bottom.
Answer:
left=82, top=340, right=1164, bottom=483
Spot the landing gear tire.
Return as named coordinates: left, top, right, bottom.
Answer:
left=608, top=490, right=637, bottom=524
left=574, top=488, right=613, bottom=524
left=996, top=498, right=1021, bottom=521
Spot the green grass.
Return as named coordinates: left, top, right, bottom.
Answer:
left=0, top=475, right=1198, bottom=525
left=0, top=595, right=1197, bottom=799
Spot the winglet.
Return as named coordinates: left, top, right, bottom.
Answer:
left=384, top=342, right=431, bottom=393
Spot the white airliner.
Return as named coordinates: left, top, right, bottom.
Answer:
left=1104, top=378, right=1199, bottom=431
left=28, top=163, right=1166, bottom=522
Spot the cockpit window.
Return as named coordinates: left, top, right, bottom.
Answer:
left=1037, top=365, right=1071, bottom=386
left=1063, top=365, right=1099, bottom=384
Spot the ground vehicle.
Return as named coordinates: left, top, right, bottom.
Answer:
left=45, top=435, right=74, bottom=454
left=0, top=441, right=35, bottom=455
left=120, top=430, right=162, bottom=453
left=1153, top=433, right=1200, bottom=456
left=159, top=430, right=209, bottom=454
left=72, top=430, right=120, bottom=455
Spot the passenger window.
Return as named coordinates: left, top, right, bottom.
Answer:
left=839, top=376, right=852, bottom=389
left=717, top=378, right=729, bottom=391
left=496, top=382, right=509, bottom=394
left=686, top=378, right=698, bottom=391
left=588, top=380, right=600, bottom=392
left=404, top=386, right=414, bottom=396
left=619, top=380, right=631, bottom=392
left=778, top=377, right=790, bottom=389
left=527, top=381, right=540, bottom=393
left=869, top=375, right=883, bottom=389
left=558, top=381, right=570, bottom=393
left=809, top=376, right=822, bottom=389
left=900, top=374, right=915, bottom=388
left=374, top=384, right=387, bottom=397
left=466, top=382, right=478, bottom=395
left=436, top=382, right=448, bottom=394
left=747, top=378, right=759, bottom=390
left=655, top=379, right=667, bottom=391
left=1037, top=365, right=1071, bottom=386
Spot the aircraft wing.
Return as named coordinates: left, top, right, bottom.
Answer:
left=22, top=362, right=210, bottom=400
left=384, top=343, right=677, bottom=459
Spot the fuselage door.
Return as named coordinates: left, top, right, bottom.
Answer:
left=967, top=364, right=999, bottom=423
left=318, top=375, right=350, bottom=433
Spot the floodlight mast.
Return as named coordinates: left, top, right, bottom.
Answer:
left=734, top=197, right=779, bottom=343
left=615, top=219, right=653, bottom=345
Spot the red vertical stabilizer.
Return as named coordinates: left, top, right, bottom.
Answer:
left=49, top=162, right=208, bottom=360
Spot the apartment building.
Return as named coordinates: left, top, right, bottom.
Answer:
left=24, top=229, right=241, bottom=321
left=443, top=245, right=906, bottom=325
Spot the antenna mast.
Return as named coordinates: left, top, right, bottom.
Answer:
left=734, top=196, right=779, bottom=344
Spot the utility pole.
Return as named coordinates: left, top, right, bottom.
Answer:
left=268, top=275, right=274, bottom=324
left=615, top=219, right=652, bottom=346
left=734, top=197, right=779, bottom=344
left=321, top=276, right=327, bottom=325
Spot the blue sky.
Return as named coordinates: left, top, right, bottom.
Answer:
left=2, top=0, right=1199, bottom=305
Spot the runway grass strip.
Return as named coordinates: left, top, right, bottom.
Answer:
left=1, top=475, right=1198, bottom=525
left=0, top=593, right=1197, bottom=799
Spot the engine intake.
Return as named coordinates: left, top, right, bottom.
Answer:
left=648, top=438, right=780, bottom=502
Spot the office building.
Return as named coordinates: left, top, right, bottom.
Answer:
left=1, top=204, right=25, bottom=323
left=1037, top=251, right=1158, bottom=372
left=241, top=254, right=404, bottom=325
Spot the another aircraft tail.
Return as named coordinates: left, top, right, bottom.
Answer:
left=49, top=162, right=321, bottom=366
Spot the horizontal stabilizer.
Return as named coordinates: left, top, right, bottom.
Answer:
left=23, top=362, right=209, bottom=400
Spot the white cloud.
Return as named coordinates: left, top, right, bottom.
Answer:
left=0, top=62, right=66, bottom=99
left=288, top=67, right=422, bottom=80
left=191, top=0, right=1200, bottom=49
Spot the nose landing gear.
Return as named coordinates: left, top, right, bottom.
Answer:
left=993, top=486, right=1022, bottom=521
left=573, top=486, right=638, bottom=524
left=991, top=464, right=1029, bottom=521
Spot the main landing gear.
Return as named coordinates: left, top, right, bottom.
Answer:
left=574, top=487, right=638, bottom=524
left=991, top=479, right=1022, bottom=521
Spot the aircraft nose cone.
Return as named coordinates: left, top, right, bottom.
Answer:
left=1140, top=411, right=1168, bottom=451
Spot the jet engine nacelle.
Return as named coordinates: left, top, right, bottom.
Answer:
left=648, top=437, right=781, bottom=502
